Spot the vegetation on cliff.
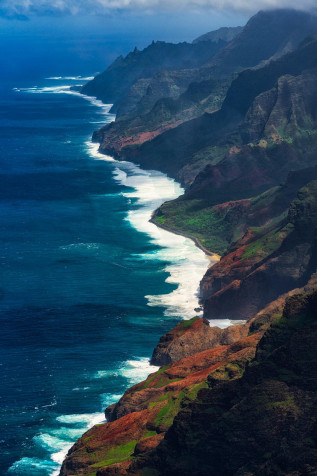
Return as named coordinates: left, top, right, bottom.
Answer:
left=60, top=319, right=262, bottom=475
left=60, top=288, right=317, bottom=475
left=61, top=9, right=317, bottom=476
left=92, top=9, right=317, bottom=161
left=81, top=39, right=226, bottom=115
left=145, top=289, right=317, bottom=476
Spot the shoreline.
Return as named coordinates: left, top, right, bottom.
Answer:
left=52, top=87, right=219, bottom=475
left=149, top=216, right=221, bottom=263
left=82, top=91, right=218, bottom=312
left=91, top=144, right=221, bottom=265
left=12, top=82, right=213, bottom=476
left=91, top=140, right=220, bottom=265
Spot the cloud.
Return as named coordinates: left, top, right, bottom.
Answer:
left=1, top=0, right=316, bottom=19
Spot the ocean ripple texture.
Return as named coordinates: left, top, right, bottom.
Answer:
left=0, top=76, right=209, bottom=475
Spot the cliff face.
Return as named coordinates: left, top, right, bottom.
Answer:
left=92, top=10, right=317, bottom=161
left=60, top=289, right=317, bottom=476
left=150, top=316, right=250, bottom=366
left=119, top=37, right=317, bottom=189
left=200, top=176, right=317, bottom=319
left=81, top=39, right=225, bottom=115
left=92, top=75, right=232, bottom=159
left=60, top=324, right=262, bottom=475
left=61, top=10, right=317, bottom=476
left=141, top=290, right=317, bottom=476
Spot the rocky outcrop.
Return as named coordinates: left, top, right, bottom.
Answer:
left=150, top=316, right=250, bottom=366
left=60, top=288, right=317, bottom=476
left=107, top=332, right=261, bottom=423
left=60, top=331, right=262, bottom=475
left=138, top=289, right=317, bottom=476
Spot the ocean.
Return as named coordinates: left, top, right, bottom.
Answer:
left=0, top=75, right=212, bottom=475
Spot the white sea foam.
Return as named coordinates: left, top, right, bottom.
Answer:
left=46, top=75, right=95, bottom=81
left=56, top=412, right=104, bottom=425
left=100, top=393, right=124, bottom=407
left=95, top=357, right=158, bottom=386
left=8, top=457, right=58, bottom=474
left=13, top=75, right=223, bottom=476
left=33, top=433, right=71, bottom=452
left=120, top=358, right=158, bottom=384
left=14, top=83, right=116, bottom=117
left=85, top=140, right=115, bottom=162
left=50, top=446, right=74, bottom=470
left=50, top=426, right=88, bottom=440
left=95, top=369, right=121, bottom=378
left=60, top=242, right=101, bottom=251
left=208, top=319, right=246, bottom=329
left=111, top=164, right=215, bottom=318
left=18, top=85, right=74, bottom=94
left=48, top=412, right=106, bottom=475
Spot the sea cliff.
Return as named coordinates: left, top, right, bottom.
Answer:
left=60, top=283, right=317, bottom=475
left=60, top=9, right=317, bottom=475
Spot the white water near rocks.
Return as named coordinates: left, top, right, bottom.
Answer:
left=10, top=76, right=223, bottom=475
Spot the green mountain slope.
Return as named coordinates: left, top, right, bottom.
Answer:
left=59, top=11, right=317, bottom=476
left=91, top=9, right=317, bottom=153
left=81, top=39, right=226, bottom=113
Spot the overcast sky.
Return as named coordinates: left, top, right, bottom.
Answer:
left=1, top=0, right=316, bottom=81
left=1, top=0, right=317, bottom=19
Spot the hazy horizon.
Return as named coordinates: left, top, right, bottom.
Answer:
left=1, top=10, right=247, bottom=81
left=1, top=1, right=317, bottom=81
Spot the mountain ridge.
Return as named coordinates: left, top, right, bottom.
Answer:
left=60, top=9, right=317, bottom=476
left=192, top=26, right=243, bottom=44
left=81, top=39, right=226, bottom=115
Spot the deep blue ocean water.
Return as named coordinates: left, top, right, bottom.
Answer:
left=0, top=76, right=210, bottom=475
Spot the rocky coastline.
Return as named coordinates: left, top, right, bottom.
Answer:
left=60, top=280, right=317, bottom=475
left=59, top=9, right=317, bottom=475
